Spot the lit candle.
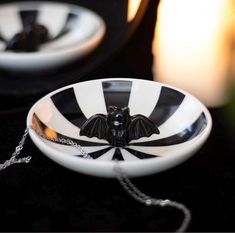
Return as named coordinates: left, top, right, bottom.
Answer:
left=152, top=0, right=235, bottom=107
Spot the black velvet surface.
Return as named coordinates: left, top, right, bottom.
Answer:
left=1, top=0, right=235, bottom=231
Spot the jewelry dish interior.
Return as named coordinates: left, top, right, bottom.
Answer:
left=0, top=1, right=105, bottom=71
left=27, top=78, right=212, bottom=178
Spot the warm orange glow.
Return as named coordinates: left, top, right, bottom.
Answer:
left=127, top=0, right=141, bottom=22
left=153, top=0, right=235, bottom=107
left=44, top=128, right=57, bottom=139
left=32, top=115, right=43, bottom=134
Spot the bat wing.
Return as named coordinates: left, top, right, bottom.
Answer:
left=128, top=114, right=160, bottom=140
left=80, top=114, right=108, bottom=139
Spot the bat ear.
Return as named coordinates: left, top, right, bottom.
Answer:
left=108, top=106, right=116, bottom=113
left=122, top=107, right=130, bottom=115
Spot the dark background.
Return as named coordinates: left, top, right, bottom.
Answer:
left=0, top=0, right=235, bottom=231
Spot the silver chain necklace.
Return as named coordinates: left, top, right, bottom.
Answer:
left=0, top=126, right=191, bottom=232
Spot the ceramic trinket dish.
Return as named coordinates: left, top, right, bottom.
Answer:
left=0, top=1, right=105, bottom=71
left=27, top=78, right=212, bottom=177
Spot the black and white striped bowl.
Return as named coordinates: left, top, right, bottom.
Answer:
left=27, top=78, right=212, bottom=178
left=0, top=1, right=105, bottom=71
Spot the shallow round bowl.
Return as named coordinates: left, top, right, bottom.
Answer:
left=0, top=1, right=105, bottom=71
left=27, top=78, right=212, bottom=178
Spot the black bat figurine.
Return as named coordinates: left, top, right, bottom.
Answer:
left=80, top=106, right=160, bottom=147
left=6, top=24, right=49, bottom=52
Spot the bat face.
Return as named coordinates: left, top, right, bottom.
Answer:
left=107, top=106, right=129, bottom=130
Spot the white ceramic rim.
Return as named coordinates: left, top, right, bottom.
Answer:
left=27, top=78, right=212, bottom=178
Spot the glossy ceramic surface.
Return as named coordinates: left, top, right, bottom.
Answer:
left=27, top=78, right=212, bottom=177
left=0, top=1, right=105, bottom=71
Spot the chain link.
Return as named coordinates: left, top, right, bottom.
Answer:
left=114, top=162, right=191, bottom=232
left=28, top=126, right=93, bottom=160
left=0, top=128, right=31, bottom=171
left=0, top=126, right=191, bottom=231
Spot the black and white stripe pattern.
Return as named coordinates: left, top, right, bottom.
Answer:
left=0, top=2, right=98, bottom=52
left=32, top=80, right=208, bottom=161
